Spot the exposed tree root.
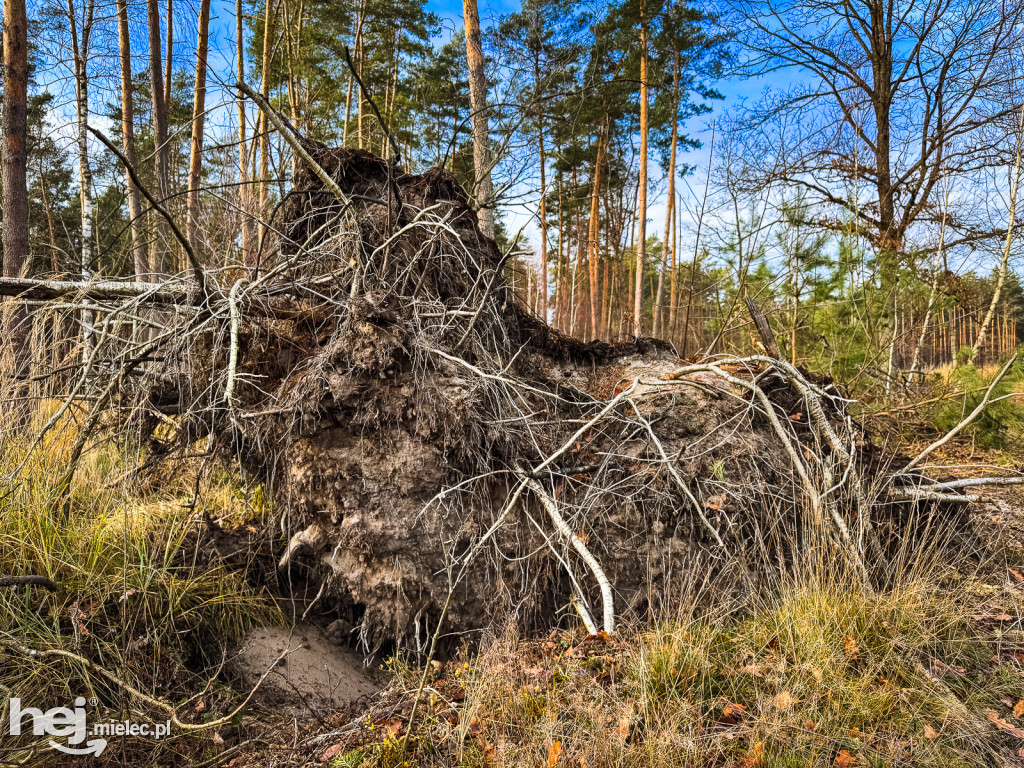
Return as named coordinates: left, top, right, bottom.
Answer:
left=3, top=143, right=1017, bottom=651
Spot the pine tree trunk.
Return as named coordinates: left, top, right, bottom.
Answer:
left=2, top=0, right=29, bottom=281
left=116, top=0, right=147, bottom=279
left=147, top=0, right=171, bottom=274
left=2, top=0, right=31, bottom=398
left=586, top=123, right=607, bottom=339
left=462, top=0, right=495, bottom=239
left=555, top=174, right=565, bottom=330
left=258, top=0, right=278, bottom=245
left=536, top=77, right=549, bottom=324
left=668, top=187, right=679, bottom=342
left=164, top=0, right=173, bottom=107
left=632, top=19, right=649, bottom=338
left=187, top=0, right=212, bottom=256
left=653, top=51, right=679, bottom=338
left=236, top=0, right=254, bottom=265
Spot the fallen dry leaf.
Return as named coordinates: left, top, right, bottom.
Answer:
left=547, top=740, right=562, bottom=767
left=923, top=724, right=938, bottom=739
left=772, top=691, right=796, bottom=711
left=720, top=702, right=747, bottom=723
left=834, top=750, right=857, bottom=768
left=482, top=741, right=496, bottom=765
left=321, top=743, right=345, bottom=761
left=986, top=709, right=1024, bottom=738
left=842, top=635, right=859, bottom=659
left=737, top=742, right=764, bottom=768
left=1010, top=568, right=1024, bottom=583
left=1015, top=700, right=1024, bottom=718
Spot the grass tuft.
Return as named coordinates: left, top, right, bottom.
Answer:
left=0, top=410, right=282, bottom=744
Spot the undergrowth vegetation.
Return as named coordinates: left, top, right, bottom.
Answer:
left=0, top=406, right=281, bottom=763
left=2, top=402, right=1023, bottom=768
left=344, top=576, right=1024, bottom=768
left=933, top=358, right=1024, bottom=450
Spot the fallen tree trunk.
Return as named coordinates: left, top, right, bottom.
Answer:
left=0, top=276, right=191, bottom=304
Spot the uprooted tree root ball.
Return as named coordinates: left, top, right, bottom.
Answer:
left=12, top=145, right=975, bottom=654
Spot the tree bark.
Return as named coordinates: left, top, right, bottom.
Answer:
left=342, top=0, right=366, bottom=147
left=116, top=0, right=147, bottom=279
left=2, top=0, right=31, bottom=397
left=462, top=0, right=495, bottom=240
left=2, top=0, right=30, bottom=281
left=187, top=0, right=212, bottom=254
left=68, top=0, right=94, bottom=284
left=236, top=0, right=254, bottom=265
left=668, top=186, right=678, bottom=341
left=147, top=0, right=171, bottom=274
left=164, top=0, right=173, bottom=108
left=536, top=65, right=549, bottom=323
left=586, top=123, right=607, bottom=339
left=653, top=51, right=679, bottom=338
left=258, top=0, right=279, bottom=245
left=632, top=18, right=649, bottom=338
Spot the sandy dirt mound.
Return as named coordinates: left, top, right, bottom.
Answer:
left=233, top=623, right=382, bottom=712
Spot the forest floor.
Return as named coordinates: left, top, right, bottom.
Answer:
left=229, top=446, right=1024, bottom=768
left=3, top=405, right=1024, bottom=768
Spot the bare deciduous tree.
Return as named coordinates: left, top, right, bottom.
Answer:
left=720, top=0, right=1024, bottom=281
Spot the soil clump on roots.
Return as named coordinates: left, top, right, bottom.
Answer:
left=154, top=145, right=950, bottom=653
